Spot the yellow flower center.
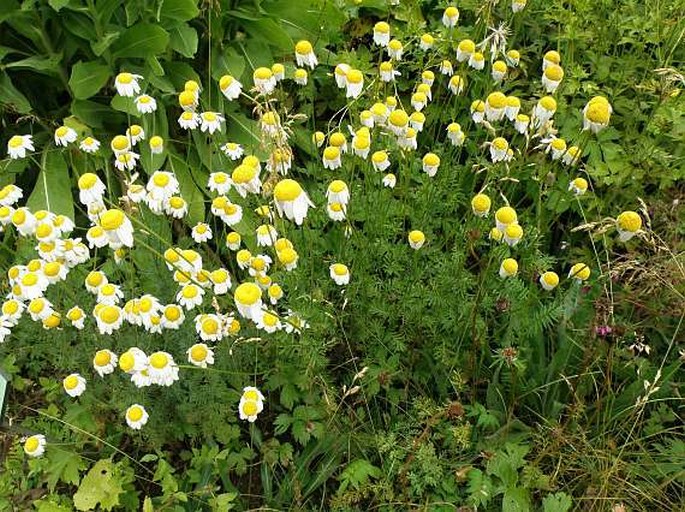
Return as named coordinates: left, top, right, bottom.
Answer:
left=235, top=282, right=261, bottom=305
left=409, top=230, right=425, bottom=243
left=2, top=301, right=19, bottom=315
left=25, top=437, right=39, bottom=452
left=35, top=224, right=53, bottom=239
left=617, top=211, right=641, bottom=232
left=64, top=375, right=79, bottom=390
left=127, top=406, right=143, bottom=422
left=232, top=164, right=257, bottom=184
left=278, top=248, right=298, bottom=265
left=346, top=69, right=363, bottom=84
left=94, top=350, right=111, bottom=366
left=544, top=50, right=561, bottom=64
left=505, top=224, right=523, bottom=239
left=100, top=306, right=120, bottom=324
left=254, top=67, right=273, bottom=80
left=388, top=109, right=409, bottom=127
left=445, top=6, right=459, bottom=18
left=274, top=179, right=302, bottom=201
left=496, top=207, right=517, bottom=224
left=492, top=137, right=508, bottom=150
left=21, top=273, right=38, bottom=286
left=149, top=352, right=168, bottom=369
left=119, top=352, right=135, bottom=372
left=178, top=90, right=196, bottom=107
left=545, top=64, right=564, bottom=81
left=191, top=344, right=208, bottom=361
left=87, top=273, right=105, bottom=289
left=423, top=153, right=440, bottom=166
left=542, top=272, right=559, bottom=286
left=111, top=135, right=130, bottom=151
left=471, top=194, right=491, bottom=212
left=586, top=102, right=610, bottom=123
left=374, top=21, right=389, bottom=34
left=43, top=262, right=60, bottom=277
left=241, top=400, right=258, bottom=416
left=493, top=60, right=507, bottom=73
left=502, top=259, right=518, bottom=274
left=332, top=264, right=348, bottom=276
left=540, top=96, right=557, bottom=111
left=117, top=72, right=133, bottom=84
left=100, top=209, right=125, bottom=230
left=8, top=135, right=23, bottom=148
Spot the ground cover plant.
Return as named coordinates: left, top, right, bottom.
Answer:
left=0, top=0, right=683, bottom=510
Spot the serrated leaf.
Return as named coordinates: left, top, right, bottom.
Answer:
left=169, top=23, right=198, bottom=58
left=338, top=459, right=382, bottom=493
left=35, top=498, right=73, bottom=512
left=466, top=468, right=493, bottom=507
left=111, top=24, right=169, bottom=58
left=45, top=449, right=85, bottom=491
left=142, top=497, right=154, bottom=512
left=26, top=150, right=74, bottom=220
left=69, top=61, right=111, bottom=99
left=48, top=0, right=70, bottom=11
left=503, top=487, right=531, bottom=512
left=73, top=459, right=124, bottom=511
left=543, top=492, right=573, bottom=512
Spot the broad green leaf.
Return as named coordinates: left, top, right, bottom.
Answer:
left=0, top=71, right=31, bottom=113
left=48, top=0, right=70, bottom=11
left=26, top=150, right=75, bottom=220
left=4, top=54, right=63, bottom=75
left=111, top=24, right=170, bottom=59
left=71, top=99, right=125, bottom=128
left=91, top=31, right=120, bottom=56
left=0, top=0, right=20, bottom=24
left=160, top=0, right=200, bottom=24
left=73, top=459, right=124, bottom=511
left=162, top=61, right=200, bottom=90
left=169, top=23, right=198, bottom=58
left=168, top=151, right=205, bottom=226
left=69, top=61, right=111, bottom=99
left=62, top=11, right=98, bottom=41
left=242, top=19, right=292, bottom=52
left=210, top=46, right=244, bottom=81
left=110, top=95, right=139, bottom=116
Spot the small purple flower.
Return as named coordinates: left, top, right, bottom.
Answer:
left=595, top=325, right=613, bottom=337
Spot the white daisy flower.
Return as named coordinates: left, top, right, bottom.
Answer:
left=93, top=349, right=118, bottom=377
left=114, top=72, right=142, bottom=97
left=63, top=373, right=86, bottom=397
left=54, top=126, right=77, bottom=147
left=125, top=404, right=149, bottom=429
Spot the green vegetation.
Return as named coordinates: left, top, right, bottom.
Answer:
left=0, top=0, right=683, bottom=510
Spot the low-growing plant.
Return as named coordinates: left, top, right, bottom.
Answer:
left=0, top=0, right=683, bottom=510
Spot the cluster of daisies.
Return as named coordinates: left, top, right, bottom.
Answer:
left=6, top=3, right=649, bottom=456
